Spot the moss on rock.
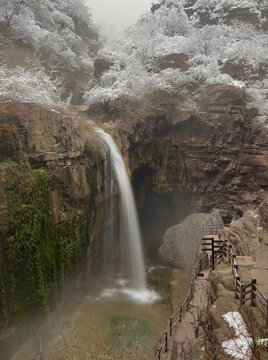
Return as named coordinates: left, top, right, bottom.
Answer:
left=0, top=162, right=93, bottom=327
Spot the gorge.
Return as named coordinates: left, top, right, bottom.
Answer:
left=0, top=0, right=268, bottom=359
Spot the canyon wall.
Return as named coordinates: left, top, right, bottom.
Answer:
left=91, top=84, right=268, bottom=258
left=1, top=81, right=268, bottom=332
left=95, top=84, right=268, bottom=215
left=0, top=102, right=105, bottom=330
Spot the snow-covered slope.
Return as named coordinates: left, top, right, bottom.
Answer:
left=85, top=0, right=268, bottom=126
left=0, top=0, right=98, bottom=70
left=0, top=0, right=99, bottom=105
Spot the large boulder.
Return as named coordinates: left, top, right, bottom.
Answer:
left=159, top=210, right=224, bottom=272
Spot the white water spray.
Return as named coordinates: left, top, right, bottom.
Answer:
left=96, top=128, right=147, bottom=291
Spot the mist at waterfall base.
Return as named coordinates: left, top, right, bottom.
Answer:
left=96, top=128, right=158, bottom=304
left=4, top=130, right=186, bottom=360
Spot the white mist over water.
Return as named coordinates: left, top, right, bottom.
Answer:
left=96, top=128, right=158, bottom=303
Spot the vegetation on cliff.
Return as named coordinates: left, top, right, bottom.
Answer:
left=0, top=158, right=94, bottom=328
left=0, top=63, right=63, bottom=105
left=0, top=0, right=99, bottom=105
left=85, top=0, right=268, bottom=126
left=0, top=0, right=97, bottom=70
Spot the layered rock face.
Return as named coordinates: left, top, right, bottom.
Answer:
left=0, top=102, right=103, bottom=226
left=0, top=103, right=105, bottom=328
left=108, top=84, right=267, bottom=214
left=91, top=83, right=268, bottom=263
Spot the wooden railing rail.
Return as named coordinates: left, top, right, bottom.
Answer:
left=154, top=253, right=209, bottom=360
left=155, top=231, right=268, bottom=359
left=208, top=234, right=268, bottom=326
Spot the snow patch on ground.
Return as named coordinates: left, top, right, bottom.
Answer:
left=222, top=312, right=252, bottom=359
left=222, top=312, right=268, bottom=359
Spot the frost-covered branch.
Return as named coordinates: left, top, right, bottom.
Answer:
left=0, top=63, right=63, bottom=105
left=0, top=0, right=97, bottom=72
left=86, top=0, right=267, bottom=126
left=4, top=0, right=24, bottom=27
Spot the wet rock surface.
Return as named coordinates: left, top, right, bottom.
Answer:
left=0, top=102, right=110, bottom=359
left=0, top=102, right=103, bottom=227
left=159, top=210, right=223, bottom=271
left=100, top=84, right=268, bottom=214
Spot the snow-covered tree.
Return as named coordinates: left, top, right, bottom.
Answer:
left=0, top=0, right=24, bottom=27
left=0, top=0, right=98, bottom=71
left=85, top=0, right=267, bottom=126
left=0, top=62, right=63, bottom=105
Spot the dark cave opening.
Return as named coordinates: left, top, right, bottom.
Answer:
left=132, top=166, right=192, bottom=263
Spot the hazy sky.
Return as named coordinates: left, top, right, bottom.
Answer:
left=87, top=0, right=153, bottom=31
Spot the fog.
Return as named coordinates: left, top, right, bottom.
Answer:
left=87, top=0, right=154, bottom=31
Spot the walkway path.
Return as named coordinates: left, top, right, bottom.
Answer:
left=171, top=271, right=209, bottom=359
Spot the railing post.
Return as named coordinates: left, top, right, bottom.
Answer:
left=266, top=298, right=268, bottom=328
left=211, top=237, right=215, bottom=270
left=190, top=275, right=194, bottom=299
left=189, top=282, right=192, bottom=301
left=179, top=306, right=182, bottom=323
left=165, top=331, right=168, bottom=352
left=229, top=244, right=233, bottom=257
left=240, top=283, right=245, bottom=305
left=232, top=255, right=236, bottom=274
left=169, top=317, right=173, bottom=336
left=158, top=349, right=161, bottom=360
left=198, top=259, right=202, bottom=273
left=235, top=276, right=240, bottom=299
left=223, top=239, right=227, bottom=257
left=250, top=279, right=257, bottom=307
left=234, top=265, right=238, bottom=275
left=187, top=295, right=190, bottom=311
left=234, top=256, right=238, bottom=277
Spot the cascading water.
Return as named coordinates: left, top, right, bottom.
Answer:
left=96, top=128, right=158, bottom=303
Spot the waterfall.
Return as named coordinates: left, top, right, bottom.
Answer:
left=96, top=128, right=147, bottom=291
left=103, top=149, right=115, bottom=263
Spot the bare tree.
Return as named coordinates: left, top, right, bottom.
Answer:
left=1, top=0, right=24, bottom=27
left=196, top=25, right=219, bottom=56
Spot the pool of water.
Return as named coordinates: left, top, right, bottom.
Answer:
left=45, top=265, right=189, bottom=360
left=47, top=268, right=172, bottom=360
left=8, top=265, right=189, bottom=360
